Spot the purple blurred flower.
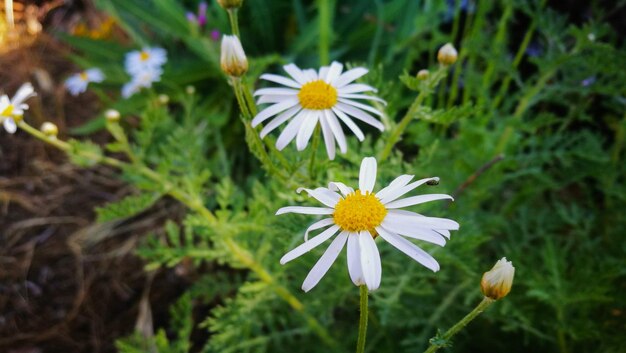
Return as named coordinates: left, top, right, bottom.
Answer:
left=210, top=29, right=220, bottom=42
left=187, top=1, right=208, bottom=28
left=526, top=42, right=543, bottom=57
left=581, top=76, right=596, bottom=87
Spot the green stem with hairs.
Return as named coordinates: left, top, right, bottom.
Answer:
left=356, top=285, right=369, bottom=353
left=423, top=297, right=495, bottom=353
left=378, top=91, right=427, bottom=160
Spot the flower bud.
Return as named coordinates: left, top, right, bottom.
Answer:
left=105, top=109, right=121, bottom=122
left=158, top=94, right=170, bottom=104
left=40, top=122, right=58, bottom=137
left=417, top=69, right=429, bottom=80
left=217, top=0, right=243, bottom=10
left=481, top=257, right=515, bottom=300
left=437, top=43, right=458, bottom=66
left=220, top=35, right=248, bottom=77
left=186, top=85, right=196, bottom=95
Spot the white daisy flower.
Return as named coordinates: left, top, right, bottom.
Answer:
left=125, top=47, right=167, bottom=75
left=121, top=67, right=163, bottom=98
left=252, top=62, right=386, bottom=160
left=277, top=157, right=459, bottom=292
left=65, top=68, right=105, bottom=96
left=0, top=83, right=36, bottom=134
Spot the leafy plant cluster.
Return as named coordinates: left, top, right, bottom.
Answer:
left=55, top=0, right=626, bottom=352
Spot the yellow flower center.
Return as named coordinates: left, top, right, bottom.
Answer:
left=79, top=72, right=89, bottom=81
left=1, top=104, right=14, bottom=116
left=140, top=51, right=150, bottom=61
left=298, top=80, right=338, bottom=110
left=333, top=190, right=387, bottom=235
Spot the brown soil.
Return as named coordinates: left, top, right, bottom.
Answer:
left=1, top=2, right=193, bottom=352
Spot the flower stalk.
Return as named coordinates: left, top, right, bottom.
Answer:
left=356, top=285, right=369, bottom=353
left=423, top=297, right=495, bottom=353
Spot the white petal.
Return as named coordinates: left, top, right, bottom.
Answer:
left=324, top=110, right=347, bottom=153
left=86, top=68, right=105, bottom=82
left=283, top=64, right=308, bottom=84
left=296, top=111, right=319, bottom=151
left=304, top=69, right=318, bottom=81
left=325, top=62, right=344, bottom=83
left=257, top=95, right=289, bottom=105
left=332, top=107, right=365, bottom=141
left=380, top=221, right=446, bottom=246
left=318, top=66, right=329, bottom=81
left=11, top=83, right=36, bottom=106
left=435, top=229, right=451, bottom=239
left=260, top=106, right=301, bottom=138
left=251, top=98, right=299, bottom=127
left=328, top=182, right=354, bottom=197
left=280, top=225, right=340, bottom=264
left=380, top=177, right=440, bottom=204
left=375, top=175, right=415, bottom=200
left=296, top=187, right=341, bottom=208
left=359, top=231, right=381, bottom=291
left=333, top=67, right=368, bottom=87
left=303, top=218, right=336, bottom=241
left=338, top=93, right=387, bottom=105
left=302, top=231, right=349, bottom=292
left=3, top=118, right=17, bottom=133
left=254, top=88, right=300, bottom=96
left=338, top=83, right=378, bottom=94
left=377, top=227, right=440, bottom=272
left=319, top=111, right=336, bottom=160
left=260, top=73, right=302, bottom=89
left=276, top=206, right=334, bottom=215
left=359, top=157, right=377, bottom=194
left=0, top=95, right=11, bottom=110
left=385, top=210, right=459, bottom=230
left=338, top=98, right=384, bottom=117
left=347, top=233, right=365, bottom=286
left=335, top=102, right=384, bottom=131
left=385, top=194, right=454, bottom=209
left=276, top=110, right=307, bottom=150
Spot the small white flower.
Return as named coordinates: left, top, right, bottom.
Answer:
left=220, top=35, right=248, bottom=77
left=0, top=83, right=36, bottom=134
left=125, top=47, right=167, bottom=75
left=121, top=67, right=163, bottom=98
left=252, top=62, right=386, bottom=160
left=277, top=157, right=459, bottom=292
left=65, top=68, right=105, bottom=96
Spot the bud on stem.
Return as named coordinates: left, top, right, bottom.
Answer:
left=480, top=257, right=515, bottom=300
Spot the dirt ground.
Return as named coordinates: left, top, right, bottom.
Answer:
left=1, top=1, right=195, bottom=352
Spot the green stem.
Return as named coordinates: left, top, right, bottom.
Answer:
left=318, top=0, right=331, bottom=65
left=227, top=9, right=240, bottom=37
left=356, top=285, right=369, bottom=353
left=378, top=91, right=427, bottom=160
left=423, top=297, right=495, bottom=353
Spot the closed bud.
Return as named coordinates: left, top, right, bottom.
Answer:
left=105, top=109, right=120, bottom=123
left=437, top=43, right=458, bottom=66
left=186, top=85, right=196, bottom=95
left=221, top=35, right=248, bottom=77
left=417, top=69, right=429, bottom=80
left=158, top=94, right=170, bottom=104
left=217, top=0, right=243, bottom=10
left=40, top=122, right=58, bottom=137
left=481, top=257, right=515, bottom=300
